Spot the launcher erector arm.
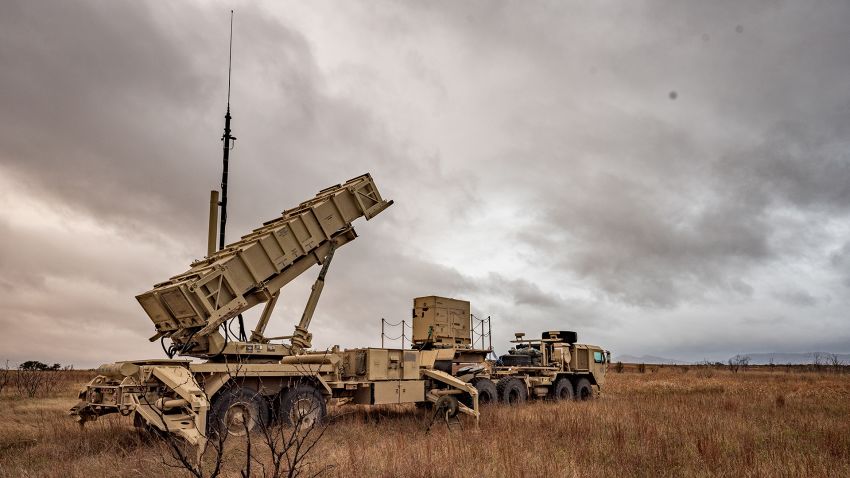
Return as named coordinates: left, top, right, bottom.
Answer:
left=135, top=173, right=392, bottom=357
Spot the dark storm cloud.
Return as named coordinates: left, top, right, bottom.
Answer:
left=405, top=0, right=850, bottom=309
left=0, top=1, right=429, bottom=240
left=717, top=116, right=850, bottom=214
left=831, top=241, right=850, bottom=288
left=771, top=288, right=818, bottom=308
left=525, top=108, right=850, bottom=307
left=0, top=1, right=214, bottom=234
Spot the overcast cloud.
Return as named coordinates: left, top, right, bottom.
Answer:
left=1, top=0, right=848, bottom=367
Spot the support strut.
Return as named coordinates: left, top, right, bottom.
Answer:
left=290, top=243, right=336, bottom=351
left=250, top=291, right=280, bottom=342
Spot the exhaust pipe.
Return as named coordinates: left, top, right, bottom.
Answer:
left=208, top=190, right=219, bottom=257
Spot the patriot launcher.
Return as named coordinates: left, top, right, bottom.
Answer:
left=70, top=174, right=479, bottom=445
left=138, top=173, right=392, bottom=358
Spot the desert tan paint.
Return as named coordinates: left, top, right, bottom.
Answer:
left=70, top=174, right=606, bottom=450
left=70, top=174, right=483, bottom=448
left=408, top=297, right=609, bottom=402
left=412, top=296, right=472, bottom=347
left=137, top=173, right=393, bottom=355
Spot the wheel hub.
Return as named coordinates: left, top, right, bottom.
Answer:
left=290, top=397, right=320, bottom=429
left=225, top=403, right=256, bottom=436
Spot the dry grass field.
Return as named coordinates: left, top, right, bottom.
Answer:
left=1, top=366, right=848, bottom=477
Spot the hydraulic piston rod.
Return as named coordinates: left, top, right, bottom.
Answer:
left=291, top=244, right=335, bottom=350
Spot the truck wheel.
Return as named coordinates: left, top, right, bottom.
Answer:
left=461, top=377, right=498, bottom=408
left=552, top=378, right=574, bottom=401
left=472, top=378, right=498, bottom=405
left=209, top=386, right=269, bottom=437
left=279, top=384, right=326, bottom=429
left=496, top=377, right=527, bottom=405
left=575, top=378, right=593, bottom=401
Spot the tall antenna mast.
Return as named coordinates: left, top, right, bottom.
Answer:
left=217, top=10, right=248, bottom=341
left=219, top=9, right=236, bottom=251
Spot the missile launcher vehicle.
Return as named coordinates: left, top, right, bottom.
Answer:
left=70, top=174, right=480, bottom=445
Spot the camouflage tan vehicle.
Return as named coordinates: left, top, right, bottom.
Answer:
left=486, top=330, right=610, bottom=403
left=70, top=174, right=480, bottom=446
left=406, top=296, right=609, bottom=406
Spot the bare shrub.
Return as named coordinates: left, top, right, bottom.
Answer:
left=257, top=384, right=332, bottom=477
left=615, top=361, right=624, bottom=374
left=809, top=352, right=843, bottom=373
left=155, top=413, right=229, bottom=478
left=728, top=355, right=750, bottom=373
left=11, top=362, right=69, bottom=398
left=827, top=354, right=844, bottom=374
left=14, top=368, right=46, bottom=398
left=150, top=366, right=329, bottom=478
left=41, top=369, right=64, bottom=396
left=147, top=363, right=245, bottom=478
left=0, top=360, right=10, bottom=395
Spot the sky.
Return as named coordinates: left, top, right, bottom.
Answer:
left=1, top=0, right=849, bottom=367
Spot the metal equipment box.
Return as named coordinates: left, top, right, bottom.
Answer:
left=372, top=380, right=425, bottom=404
left=365, top=348, right=420, bottom=380
left=412, top=296, right=471, bottom=347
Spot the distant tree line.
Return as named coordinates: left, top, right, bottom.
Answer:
left=610, top=354, right=848, bottom=374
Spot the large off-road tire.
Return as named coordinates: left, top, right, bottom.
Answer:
left=278, top=384, right=327, bottom=429
left=575, top=378, right=593, bottom=401
left=552, top=378, right=574, bottom=401
left=496, top=377, right=527, bottom=405
left=472, top=378, right=498, bottom=405
left=460, top=377, right=499, bottom=408
left=209, top=386, right=270, bottom=437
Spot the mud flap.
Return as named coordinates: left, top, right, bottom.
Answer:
left=141, top=365, right=210, bottom=446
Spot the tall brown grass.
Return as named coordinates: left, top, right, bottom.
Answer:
left=1, top=367, right=848, bottom=477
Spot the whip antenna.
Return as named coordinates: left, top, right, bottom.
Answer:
left=219, top=9, right=236, bottom=251
left=226, top=9, right=233, bottom=106
left=218, top=10, right=246, bottom=340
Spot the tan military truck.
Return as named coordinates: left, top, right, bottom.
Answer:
left=489, top=330, right=609, bottom=403
left=407, top=297, right=609, bottom=405
left=70, top=174, right=479, bottom=446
